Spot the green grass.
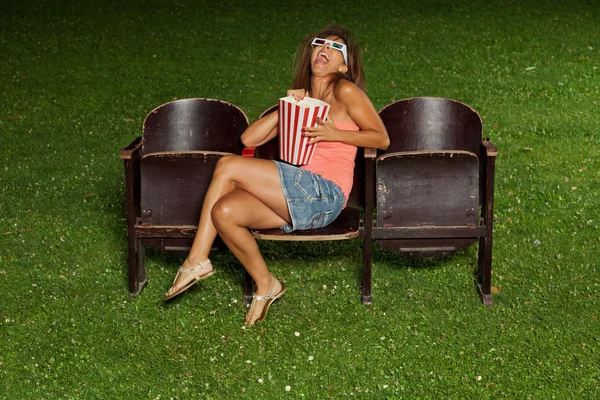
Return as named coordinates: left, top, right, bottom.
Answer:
left=1, top=0, right=599, bottom=398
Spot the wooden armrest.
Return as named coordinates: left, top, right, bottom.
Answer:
left=482, top=139, right=498, bottom=157
left=242, top=147, right=256, bottom=157
left=364, top=147, right=377, bottom=159
left=120, top=137, right=142, bottom=160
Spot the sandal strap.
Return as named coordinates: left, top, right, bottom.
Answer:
left=178, top=259, right=211, bottom=275
left=247, top=291, right=275, bottom=320
left=251, top=281, right=281, bottom=301
left=252, top=293, right=275, bottom=301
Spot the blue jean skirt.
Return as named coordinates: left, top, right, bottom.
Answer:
left=274, top=161, right=346, bottom=233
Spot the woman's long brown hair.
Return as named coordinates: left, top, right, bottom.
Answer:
left=291, top=24, right=365, bottom=95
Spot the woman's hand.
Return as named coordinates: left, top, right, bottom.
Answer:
left=287, top=89, right=307, bottom=102
left=302, top=117, right=341, bottom=144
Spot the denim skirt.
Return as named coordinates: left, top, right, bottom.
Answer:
left=274, top=161, right=345, bottom=233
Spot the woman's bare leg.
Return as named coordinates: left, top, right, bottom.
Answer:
left=210, top=189, right=289, bottom=324
left=166, top=155, right=290, bottom=296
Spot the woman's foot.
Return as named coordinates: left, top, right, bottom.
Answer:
left=164, top=258, right=216, bottom=301
left=245, top=278, right=286, bottom=325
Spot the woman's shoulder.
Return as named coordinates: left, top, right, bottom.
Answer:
left=335, top=79, right=359, bottom=94
left=334, top=79, right=367, bottom=103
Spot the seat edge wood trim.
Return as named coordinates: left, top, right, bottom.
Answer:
left=142, top=150, right=236, bottom=159
left=372, top=226, right=485, bottom=239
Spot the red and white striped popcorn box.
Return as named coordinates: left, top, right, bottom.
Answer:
left=278, top=96, right=330, bottom=165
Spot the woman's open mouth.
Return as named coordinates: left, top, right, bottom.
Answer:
left=315, top=52, right=330, bottom=64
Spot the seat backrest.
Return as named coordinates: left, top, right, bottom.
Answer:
left=142, top=98, right=249, bottom=155
left=255, top=105, right=365, bottom=209
left=378, top=97, right=481, bottom=155
left=139, top=98, right=249, bottom=226
left=374, top=97, right=482, bottom=256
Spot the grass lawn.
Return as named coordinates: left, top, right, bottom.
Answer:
left=1, top=0, right=599, bottom=398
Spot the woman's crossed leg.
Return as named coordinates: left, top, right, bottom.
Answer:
left=165, top=155, right=291, bottom=322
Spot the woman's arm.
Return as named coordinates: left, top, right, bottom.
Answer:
left=241, top=89, right=309, bottom=147
left=303, top=81, right=390, bottom=150
left=240, top=111, right=279, bottom=147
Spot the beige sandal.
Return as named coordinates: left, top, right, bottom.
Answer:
left=164, top=259, right=216, bottom=301
left=245, top=279, right=286, bottom=325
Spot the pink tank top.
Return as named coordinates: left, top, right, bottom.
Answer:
left=300, top=121, right=360, bottom=206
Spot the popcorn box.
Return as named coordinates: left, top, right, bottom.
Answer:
left=278, top=96, right=330, bottom=165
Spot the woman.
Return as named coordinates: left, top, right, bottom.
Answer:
left=165, top=24, right=390, bottom=325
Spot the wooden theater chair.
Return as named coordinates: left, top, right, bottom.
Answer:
left=120, top=98, right=248, bottom=295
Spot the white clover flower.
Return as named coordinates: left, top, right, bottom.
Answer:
left=295, top=332, right=300, bottom=337
left=285, top=385, right=291, bottom=392
left=308, top=355, right=314, bottom=361
left=258, top=378, right=264, bottom=384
